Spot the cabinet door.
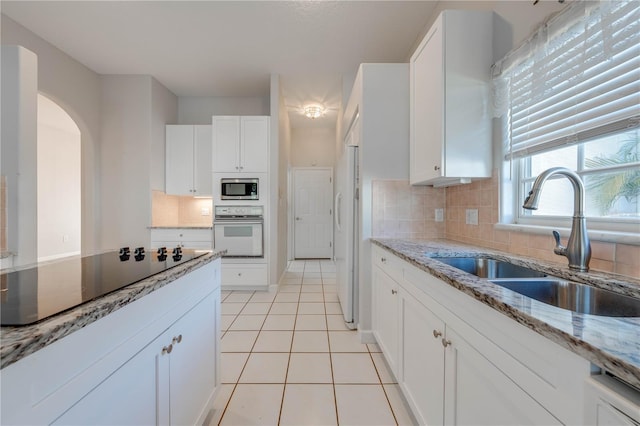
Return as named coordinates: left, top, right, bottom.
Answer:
left=52, top=337, right=161, bottom=425
left=410, top=16, right=443, bottom=184
left=400, top=289, right=446, bottom=426
left=166, top=125, right=195, bottom=195
left=372, top=266, right=399, bottom=375
left=212, top=116, right=240, bottom=172
left=194, top=125, right=212, bottom=196
left=240, top=116, right=269, bottom=172
left=443, top=327, right=562, bottom=426
left=169, top=292, right=219, bottom=425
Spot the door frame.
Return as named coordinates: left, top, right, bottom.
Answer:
left=288, top=167, right=334, bottom=260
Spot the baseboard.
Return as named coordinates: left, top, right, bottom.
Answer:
left=358, top=329, right=376, bottom=344
left=37, top=251, right=81, bottom=263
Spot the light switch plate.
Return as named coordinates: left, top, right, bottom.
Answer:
left=435, top=208, right=444, bottom=222
left=201, top=207, right=210, bottom=216
left=465, top=209, right=479, bottom=225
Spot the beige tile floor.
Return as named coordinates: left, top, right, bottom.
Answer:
left=210, top=260, right=416, bottom=426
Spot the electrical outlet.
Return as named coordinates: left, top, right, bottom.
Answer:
left=201, top=207, right=210, bottom=216
left=435, top=208, right=444, bottom=222
left=62, top=234, right=69, bottom=243
left=465, top=209, right=479, bottom=225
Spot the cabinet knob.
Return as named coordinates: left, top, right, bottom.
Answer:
left=441, top=338, right=451, bottom=348
left=391, top=289, right=397, bottom=295
left=162, top=344, right=173, bottom=355
left=172, top=334, right=183, bottom=345
left=433, top=330, right=442, bottom=338
left=237, top=272, right=242, bottom=277
left=434, top=165, right=441, bottom=171
left=381, top=257, right=386, bottom=263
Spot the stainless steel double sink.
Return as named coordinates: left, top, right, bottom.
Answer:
left=433, top=257, right=640, bottom=317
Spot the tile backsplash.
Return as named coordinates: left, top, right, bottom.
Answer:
left=151, top=191, right=212, bottom=227
left=372, top=180, right=445, bottom=240
left=371, top=172, right=639, bottom=279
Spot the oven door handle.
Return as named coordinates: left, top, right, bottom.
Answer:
left=214, top=220, right=263, bottom=225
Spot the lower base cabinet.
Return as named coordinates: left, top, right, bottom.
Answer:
left=399, top=287, right=445, bottom=426
left=54, top=284, right=219, bottom=425
left=371, top=245, right=589, bottom=425
left=1, top=259, right=221, bottom=425
left=443, top=327, right=561, bottom=425
left=222, top=263, right=268, bottom=289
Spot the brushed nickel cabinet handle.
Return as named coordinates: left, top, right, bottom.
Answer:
left=433, top=330, right=442, bottom=338
left=162, top=344, right=173, bottom=355
left=441, top=339, right=451, bottom=348
left=172, top=335, right=183, bottom=345
left=391, top=289, right=397, bottom=295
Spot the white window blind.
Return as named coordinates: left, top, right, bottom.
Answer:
left=492, top=0, right=640, bottom=159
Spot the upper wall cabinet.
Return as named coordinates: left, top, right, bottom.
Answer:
left=166, top=125, right=212, bottom=196
left=410, top=10, right=493, bottom=187
left=212, top=116, right=269, bottom=173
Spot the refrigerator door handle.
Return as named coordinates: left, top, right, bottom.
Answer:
left=335, top=192, right=343, bottom=232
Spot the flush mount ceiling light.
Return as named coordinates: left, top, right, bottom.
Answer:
left=303, top=105, right=324, bottom=119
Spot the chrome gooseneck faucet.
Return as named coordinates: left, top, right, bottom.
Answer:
left=522, top=167, right=591, bottom=272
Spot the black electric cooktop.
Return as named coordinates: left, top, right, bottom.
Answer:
left=0, top=248, right=207, bottom=326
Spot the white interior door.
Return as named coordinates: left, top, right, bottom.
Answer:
left=293, top=168, right=333, bottom=259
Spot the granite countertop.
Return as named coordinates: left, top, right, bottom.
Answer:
left=371, top=238, right=640, bottom=389
left=149, top=226, right=213, bottom=229
left=0, top=250, right=225, bottom=370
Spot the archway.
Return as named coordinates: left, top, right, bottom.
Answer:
left=37, top=93, right=81, bottom=261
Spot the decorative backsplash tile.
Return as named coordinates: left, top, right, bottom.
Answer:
left=151, top=191, right=212, bottom=227
left=372, top=172, right=639, bottom=279
left=372, top=180, right=445, bottom=240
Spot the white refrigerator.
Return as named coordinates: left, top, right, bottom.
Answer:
left=334, top=117, right=359, bottom=329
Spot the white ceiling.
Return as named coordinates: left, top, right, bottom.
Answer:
left=1, top=1, right=438, bottom=128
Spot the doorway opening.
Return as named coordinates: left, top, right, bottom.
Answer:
left=37, top=93, right=81, bottom=261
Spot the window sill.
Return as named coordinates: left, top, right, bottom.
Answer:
left=495, top=223, right=640, bottom=246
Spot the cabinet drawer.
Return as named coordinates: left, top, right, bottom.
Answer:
left=372, top=246, right=403, bottom=282
left=222, top=264, right=267, bottom=286
left=151, top=228, right=212, bottom=250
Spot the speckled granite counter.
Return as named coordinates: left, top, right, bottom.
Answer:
left=372, top=238, right=640, bottom=389
left=0, top=250, right=224, bottom=370
left=148, top=226, right=213, bottom=229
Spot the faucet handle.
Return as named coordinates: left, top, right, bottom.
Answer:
left=552, top=230, right=567, bottom=257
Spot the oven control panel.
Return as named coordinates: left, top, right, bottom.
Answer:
left=215, top=205, right=264, bottom=218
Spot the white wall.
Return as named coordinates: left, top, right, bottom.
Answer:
left=276, top=75, right=291, bottom=280
left=290, top=127, right=336, bottom=168
left=2, top=14, right=103, bottom=254
left=150, top=78, right=178, bottom=191
left=37, top=94, right=81, bottom=261
left=1, top=45, right=38, bottom=266
left=100, top=76, right=153, bottom=250
left=178, top=96, right=269, bottom=124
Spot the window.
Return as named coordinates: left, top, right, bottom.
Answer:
left=493, top=0, right=640, bottom=235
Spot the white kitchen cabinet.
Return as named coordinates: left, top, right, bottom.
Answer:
left=212, top=116, right=269, bottom=173
left=150, top=228, right=212, bottom=249
left=372, top=262, right=400, bottom=376
left=166, top=125, right=212, bottom=196
left=221, top=263, right=268, bottom=290
left=53, top=292, right=218, bottom=425
left=1, top=259, right=221, bottom=425
left=399, top=287, right=445, bottom=426
left=410, top=10, right=493, bottom=187
left=443, top=326, right=561, bottom=425
left=52, top=338, right=159, bottom=425
left=372, top=246, right=592, bottom=425
left=585, top=375, right=640, bottom=426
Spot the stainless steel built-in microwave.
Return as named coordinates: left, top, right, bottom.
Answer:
left=220, top=178, right=259, bottom=200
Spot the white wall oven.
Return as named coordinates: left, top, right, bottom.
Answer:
left=220, top=178, right=259, bottom=200
left=213, top=205, right=263, bottom=257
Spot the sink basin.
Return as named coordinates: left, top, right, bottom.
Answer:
left=433, top=257, right=547, bottom=279
left=491, top=278, right=640, bottom=317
